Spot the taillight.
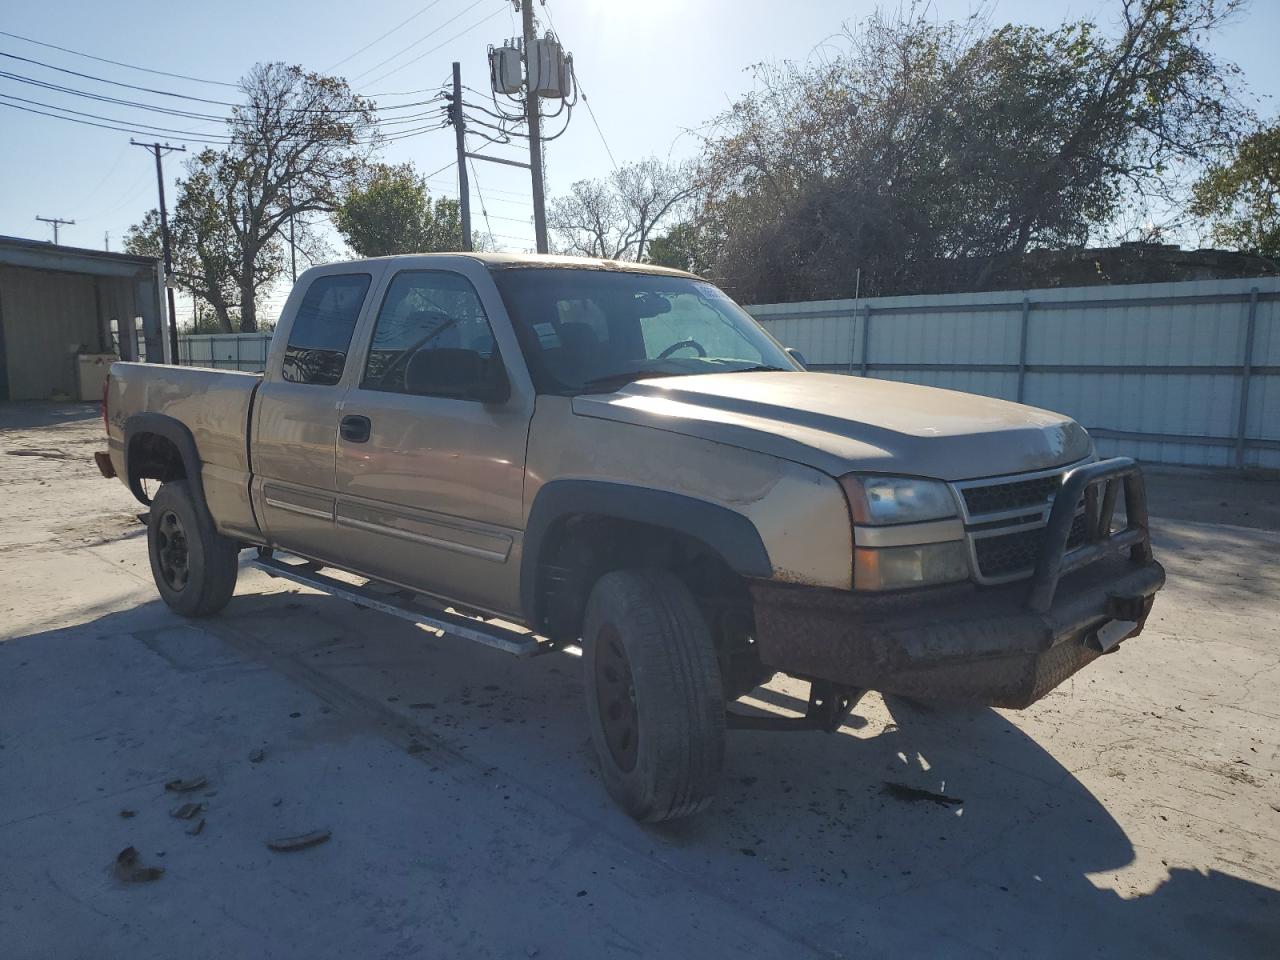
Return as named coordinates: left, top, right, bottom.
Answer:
left=101, top=372, right=110, bottom=433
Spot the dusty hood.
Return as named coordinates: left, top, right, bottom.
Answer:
left=571, top=372, right=1090, bottom=481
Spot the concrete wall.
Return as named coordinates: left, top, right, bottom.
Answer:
left=748, top=277, right=1280, bottom=469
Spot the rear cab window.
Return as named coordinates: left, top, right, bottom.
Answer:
left=281, top=273, right=373, bottom=385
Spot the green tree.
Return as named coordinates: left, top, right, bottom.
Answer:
left=696, top=0, right=1247, bottom=301
left=646, top=221, right=712, bottom=274
left=125, top=162, right=281, bottom=333
left=334, top=162, right=464, bottom=256
left=1191, top=121, right=1280, bottom=258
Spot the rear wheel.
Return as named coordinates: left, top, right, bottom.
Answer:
left=583, top=569, right=726, bottom=822
left=147, top=480, right=239, bottom=617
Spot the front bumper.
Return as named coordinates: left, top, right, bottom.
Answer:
left=750, top=457, right=1166, bottom=709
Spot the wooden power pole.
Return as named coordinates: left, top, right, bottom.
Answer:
left=131, top=139, right=186, bottom=364
left=35, top=216, right=75, bottom=245
left=521, top=0, right=548, bottom=253
left=450, top=61, right=473, bottom=251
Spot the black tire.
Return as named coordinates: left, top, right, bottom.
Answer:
left=583, top=569, right=726, bottom=822
left=147, top=480, right=239, bottom=617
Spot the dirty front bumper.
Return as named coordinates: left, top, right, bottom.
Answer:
left=750, top=457, right=1166, bottom=709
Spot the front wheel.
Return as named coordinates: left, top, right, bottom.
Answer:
left=583, top=569, right=726, bottom=822
left=147, top=480, right=239, bottom=617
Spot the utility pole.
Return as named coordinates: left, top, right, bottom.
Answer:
left=287, top=185, right=297, bottom=282
left=131, top=139, right=186, bottom=365
left=449, top=61, right=473, bottom=251
left=35, top=216, right=74, bottom=245
left=104, top=231, right=110, bottom=252
left=521, top=0, right=548, bottom=253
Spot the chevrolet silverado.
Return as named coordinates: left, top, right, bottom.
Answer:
left=98, top=253, right=1165, bottom=822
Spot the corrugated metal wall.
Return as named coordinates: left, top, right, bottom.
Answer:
left=0, top=265, right=106, bottom=400
left=748, top=277, right=1280, bottom=469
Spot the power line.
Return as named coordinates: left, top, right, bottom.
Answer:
left=350, top=0, right=491, bottom=82
left=0, top=98, right=232, bottom=143
left=0, top=92, right=233, bottom=141
left=0, top=28, right=239, bottom=88
left=0, top=49, right=439, bottom=116
left=0, top=49, right=236, bottom=106
left=329, top=0, right=446, bottom=70
left=539, top=0, right=618, bottom=170
left=1, top=68, right=232, bottom=122
left=360, top=5, right=507, bottom=87
left=423, top=159, right=456, bottom=180
left=468, top=155, right=496, bottom=249
left=69, top=141, right=131, bottom=207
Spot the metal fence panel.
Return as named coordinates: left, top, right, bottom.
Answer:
left=178, top=333, right=271, bottom=373
left=747, top=277, right=1280, bottom=469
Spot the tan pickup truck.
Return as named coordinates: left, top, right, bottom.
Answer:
left=98, top=252, right=1164, bottom=821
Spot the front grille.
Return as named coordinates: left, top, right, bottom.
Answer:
left=974, top=513, right=1088, bottom=579
left=962, top=474, right=1063, bottom=516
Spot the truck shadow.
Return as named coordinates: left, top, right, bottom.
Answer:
left=15, top=589, right=1276, bottom=959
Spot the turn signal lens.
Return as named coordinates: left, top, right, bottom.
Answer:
left=853, top=541, right=970, bottom=590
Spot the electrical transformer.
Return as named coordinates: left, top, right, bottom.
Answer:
left=488, top=44, right=522, bottom=95
left=528, top=35, right=572, bottom=99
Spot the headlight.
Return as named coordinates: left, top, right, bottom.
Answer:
left=839, top=475, right=958, bottom=525
left=840, top=474, right=968, bottom=590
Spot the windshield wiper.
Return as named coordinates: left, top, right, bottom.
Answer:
left=723, top=364, right=790, bottom=373
left=577, top=369, right=678, bottom=393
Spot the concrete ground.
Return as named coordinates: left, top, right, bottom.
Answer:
left=1, top=402, right=1277, bottom=960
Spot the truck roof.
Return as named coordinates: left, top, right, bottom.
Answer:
left=319, top=251, right=699, bottom=279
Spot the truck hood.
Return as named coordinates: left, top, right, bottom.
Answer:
left=571, top=372, right=1091, bottom=481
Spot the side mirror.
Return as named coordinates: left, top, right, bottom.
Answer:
left=405, top=347, right=510, bottom=403
left=785, top=346, right=808, bottom=369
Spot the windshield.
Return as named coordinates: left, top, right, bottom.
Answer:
left=489, top=268, right=796, bottom=394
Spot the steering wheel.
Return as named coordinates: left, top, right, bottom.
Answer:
left=658, top=338, right=707, bottom=360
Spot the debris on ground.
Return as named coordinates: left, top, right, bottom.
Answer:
left=164, top=776, right=208, bottom=793
left=185, top=818, right=206, bottom=836
left=266, top=829, right=331, bottom=852
left=249, top=748, right=265, bottom=763
left=170, top=802, right=205, bottom=820
left=113, top=846, right=164, bottom=883
left=882, top=782, right=964, bottom=807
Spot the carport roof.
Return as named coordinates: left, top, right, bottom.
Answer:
left=0, top=234, right=160, bottom=279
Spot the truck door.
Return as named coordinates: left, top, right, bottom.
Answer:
left=251, top=269, right=379, bottom=562
left=333, top=265, right=534, bottom=617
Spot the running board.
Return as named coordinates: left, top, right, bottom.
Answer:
left=251, top=553, right=543, bottom=658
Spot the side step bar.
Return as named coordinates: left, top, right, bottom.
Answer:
left=251, top=553, right=544, bottom=658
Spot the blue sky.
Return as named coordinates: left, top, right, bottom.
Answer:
left=1, top=0, right=1276, bottom=322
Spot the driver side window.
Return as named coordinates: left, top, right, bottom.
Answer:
left=361, top=270, right=499, bottom=397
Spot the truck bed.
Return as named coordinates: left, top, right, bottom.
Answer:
left=106, top=363, right=262, bottom=541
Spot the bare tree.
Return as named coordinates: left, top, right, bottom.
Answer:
left=549, top=158, right=696, bottom=262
